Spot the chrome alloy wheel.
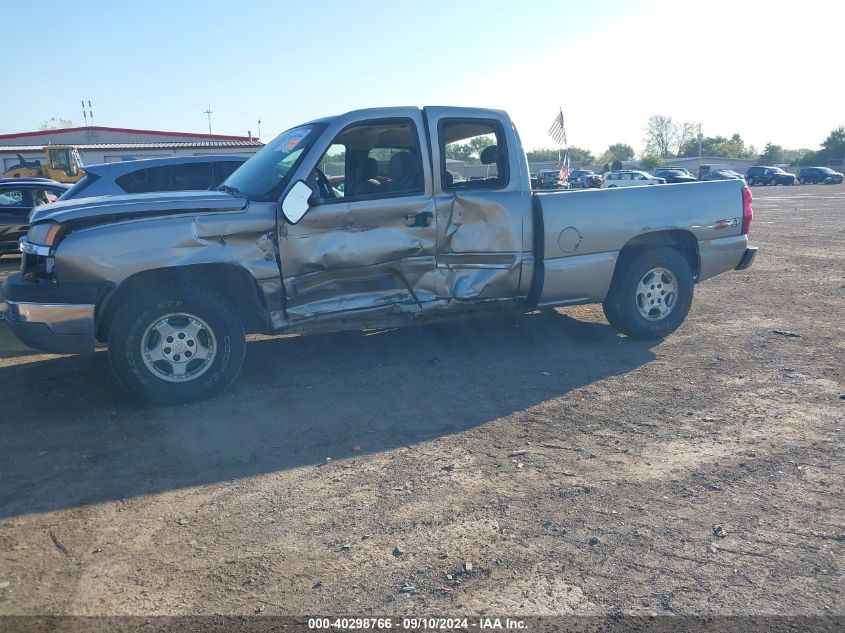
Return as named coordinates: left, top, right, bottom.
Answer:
left=140, top=313, right=217, bottom=382
left=636, top=267, right=677, bottom=321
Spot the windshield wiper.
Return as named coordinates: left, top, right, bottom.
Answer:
left=215, top=184, right=243, bottom=197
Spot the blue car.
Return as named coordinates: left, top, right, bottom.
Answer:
left=59, top=155, right=249, bottom=201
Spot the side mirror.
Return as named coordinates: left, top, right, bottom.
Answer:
left=280, top=180, right=314, bottom=225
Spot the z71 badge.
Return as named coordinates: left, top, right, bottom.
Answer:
left=714, top=218, right=740, bottom=230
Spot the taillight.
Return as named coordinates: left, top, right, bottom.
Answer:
left=742, top=186, right=753, bottom=234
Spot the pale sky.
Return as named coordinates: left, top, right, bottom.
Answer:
left=2, top=0, right=842, bottom=157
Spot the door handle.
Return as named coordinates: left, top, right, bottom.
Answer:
left=405, top=211, right=433, bottom=227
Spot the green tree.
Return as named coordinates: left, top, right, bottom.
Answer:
left=639, top=152, right=664, bottom=172
left=644, top=115, right=675, bottom=158
left=801, top=126, right=845, bottom=165
left=758, top=142, right=787, bottom=165
left=600, top=143, right=635, bottom=165
left=526, top=146, right=595, bottom=165
left=525, top=148, right=559, bottom=162
left=445, top=134, right=496, bottom=164
left=678, top=132, right=756, bottom=159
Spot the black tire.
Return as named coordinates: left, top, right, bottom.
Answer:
left=602, top=247, right=694, bottom=340
left=798, top=177, right=805, bottom=185
left=769, top=177, right=777, bottom=186
left=107, top=286, right=246, bottom=405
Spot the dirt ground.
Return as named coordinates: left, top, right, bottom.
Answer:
left=0, top=184, right=842, bottom=619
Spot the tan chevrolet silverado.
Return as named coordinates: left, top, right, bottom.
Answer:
left=3, top=106, right=756, bottom=403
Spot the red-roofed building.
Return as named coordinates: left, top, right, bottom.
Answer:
left=0, top=126, right=264, bottom=171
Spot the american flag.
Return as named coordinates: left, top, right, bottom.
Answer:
left=559, top=149, right=570, bottom=183
left=548, top=109, right=567, bottom=146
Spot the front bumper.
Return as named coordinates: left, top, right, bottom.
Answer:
left=735, top=247, right=758, bottom=271
left=1, top=273, right=98, bottom=354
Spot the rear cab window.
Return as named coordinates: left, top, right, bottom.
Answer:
left=438, top=119, right=509, bottom=191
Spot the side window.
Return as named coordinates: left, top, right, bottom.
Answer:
left=167, top=163, right=215, bottom=191
left=211, top=161, right=244, bottom=187
left=311, top=119, right=423, bottom=202
left=0, top=189, right=24, bottom=206
left=621, top=173, right=632, bottom=180
left=440, top=120, right=507, bottom=190
left=117, top=168, right=154, bottom=193
left=117, top=163, right=213, bottom=193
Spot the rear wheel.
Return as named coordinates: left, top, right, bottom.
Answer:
left=602, top=247, right=694, bottom=339
left=107, top=286, right=246, bottom=404
left=799, top=177, right=805, bottom=184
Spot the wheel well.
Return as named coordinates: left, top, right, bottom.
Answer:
left=96, top=264, right=271, bottom=342
left=614, top=230, right=700, bottom=281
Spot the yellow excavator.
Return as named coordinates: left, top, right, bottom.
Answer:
left=2, top=146, right=85, bottom=183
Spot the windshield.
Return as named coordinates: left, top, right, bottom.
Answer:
left=221, top=125, right=323, bottom=200
left=818, top=167, right=836, bottom=174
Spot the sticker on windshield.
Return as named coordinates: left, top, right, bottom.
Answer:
left=278, top=129, right=310, bottom=151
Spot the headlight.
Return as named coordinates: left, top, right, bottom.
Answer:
left=27, top=222, right=63, bottom=247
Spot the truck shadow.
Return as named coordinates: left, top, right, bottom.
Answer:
left=0, top=310, right=657, bottom=519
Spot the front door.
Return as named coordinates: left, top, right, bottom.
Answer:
left=279, top=114, right=438, bottom=322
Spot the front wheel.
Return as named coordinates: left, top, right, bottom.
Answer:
left=108, top=286, right=246, bottom=404
left=602, top=247, right=694, bottom=339
left=769, top=177, right=777, bottom=186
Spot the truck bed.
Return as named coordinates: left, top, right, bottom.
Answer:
left=532, top=180, right=749, bottom=307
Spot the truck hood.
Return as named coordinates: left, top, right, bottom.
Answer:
left=29, top=190, right=249, bottom=225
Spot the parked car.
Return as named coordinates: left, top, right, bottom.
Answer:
left=798, top=166, right=844, bottom=185
left=4, top=105, right=756, bottom=404
left=0, top=178, right=69, bottom=255
left=58, top=155, right=250, bottom=201
left=654, top=168, right=697, bottom=184
left=583, top=174, right=604, bottom=188
left=569, top=169, right=598, bottom=188
left=702, top=169, right=745, bottom=182
left=745, top=165, right=796, bottom=186
left=601, top=170, right=666, bottom=188
left=536, top=169, right=563, bottom=189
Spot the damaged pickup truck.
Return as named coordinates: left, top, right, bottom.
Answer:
left=3, top=107, right=757, bottom=403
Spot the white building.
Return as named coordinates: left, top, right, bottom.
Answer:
left=0, top=125, right=264, bottom=172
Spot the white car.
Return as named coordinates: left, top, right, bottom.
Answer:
left=601, top=170, right=666, bottom=188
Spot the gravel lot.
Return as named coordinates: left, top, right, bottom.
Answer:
left=0, top=184, right=842, bottom=618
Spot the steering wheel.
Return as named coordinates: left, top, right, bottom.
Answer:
left=312, top=167, right=335, bottom=199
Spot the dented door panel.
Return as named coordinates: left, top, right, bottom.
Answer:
left=280, top=195, right=439, bottom=321
left=434, top=190, right=528, bottom=300
left=424, top=106, right=535, bottom=302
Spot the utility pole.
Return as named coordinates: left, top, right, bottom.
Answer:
left=204, top=104, right=213, bottom=135
left=257, top=119, right=262, bottom=141
left=698, top=123, right=703, bottom=178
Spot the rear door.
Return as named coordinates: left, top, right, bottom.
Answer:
left=424, top=107, right=531, bottom=300
left=279, top=110, right=438, bottom=321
